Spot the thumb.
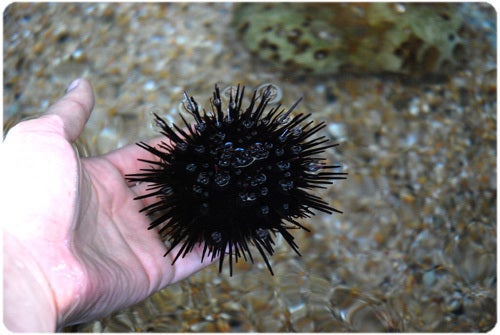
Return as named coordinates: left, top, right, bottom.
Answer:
left=4, top=79, right=95, bottom=145
left=44, top=78, right=95, bottom=142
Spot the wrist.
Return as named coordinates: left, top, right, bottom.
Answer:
left=3, top=233, right=57, bottom=332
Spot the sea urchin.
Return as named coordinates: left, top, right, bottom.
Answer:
left=126, top=84, right=347, bottom=275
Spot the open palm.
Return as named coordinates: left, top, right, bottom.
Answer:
left=3, top=79, right=214, bottom=331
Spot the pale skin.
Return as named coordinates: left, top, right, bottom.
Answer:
left=2, top=79, right=216, bottom=331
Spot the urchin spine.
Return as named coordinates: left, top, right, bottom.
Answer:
left=127, top=84, right=347, bottom=275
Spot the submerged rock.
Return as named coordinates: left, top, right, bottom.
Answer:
left=233, top=3, right=468, bottom=76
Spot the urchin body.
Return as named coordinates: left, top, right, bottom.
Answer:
left=127, top=85, right=346, bottom=275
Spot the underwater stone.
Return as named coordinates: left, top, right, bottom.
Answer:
left=233, top=3, right=467, bottom=76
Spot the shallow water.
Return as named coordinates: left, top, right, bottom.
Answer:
left=4, top=3, right=496, bottom=331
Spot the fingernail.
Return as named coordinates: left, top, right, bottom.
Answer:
left=66, top=78, right=81, bottom=93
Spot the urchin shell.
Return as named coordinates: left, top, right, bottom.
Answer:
left=126, top=84, right=346, bottom=275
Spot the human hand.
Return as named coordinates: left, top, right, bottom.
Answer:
left=2, top=79, right=215, bottom=331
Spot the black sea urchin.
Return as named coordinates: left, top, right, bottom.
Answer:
left=126, top=84, right=347, bottom=275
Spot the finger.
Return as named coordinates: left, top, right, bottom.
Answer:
left=166, top=242, right=219, bottom=284
left=44, top=78, right=95, bottom=142
left=103, top=137, right=170, bottom=178
left=103, top=122, right=195, bottom=178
